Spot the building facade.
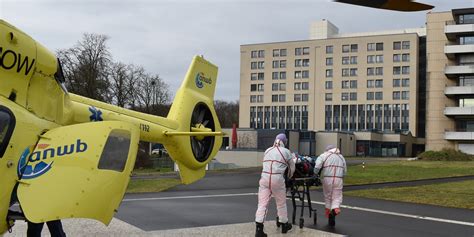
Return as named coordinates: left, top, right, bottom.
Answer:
left=426, top=9, right=474, bottom=153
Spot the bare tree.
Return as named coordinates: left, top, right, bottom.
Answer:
left=214, top=100, right=239, bottom=128
left=136, top=74, right=170, bottom=114
left=58, top=33, right=112, bottom=102
left=109, top=63, right=145, bottom=108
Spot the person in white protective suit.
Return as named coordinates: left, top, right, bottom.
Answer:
left=255, top=133, right=296, bottom=237
left=314, top=144, right=347, bottom=227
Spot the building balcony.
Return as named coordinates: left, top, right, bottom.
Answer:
left=444, top=106, right=474, bottom=117
left=445, top=45, right=474, bottom=59
left=445, top=65, right=474, bottom=78
left=445, top=86, right=474, bottom=97
left=445, top=24, right=474, bottom=40
left=445, top=130, right=474, bottom=141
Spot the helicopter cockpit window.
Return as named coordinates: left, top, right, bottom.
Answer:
left=98, top=130, right=131, bottom=172
left=0, top=108, right=15, bottom=158
left=54, top=58, right=68, bottom=93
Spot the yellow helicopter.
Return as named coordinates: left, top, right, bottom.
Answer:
left=0, top=20, right=223, bottom=234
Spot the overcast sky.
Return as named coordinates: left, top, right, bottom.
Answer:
left=0, top=0, right=472, bottom=101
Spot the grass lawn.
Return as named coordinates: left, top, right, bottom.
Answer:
left=345, top=180, right=474, bottom=209
left=126, top=178, right=181, bottom=193
left=345, top=161, right=474, bottom=185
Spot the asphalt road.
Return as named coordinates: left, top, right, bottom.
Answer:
left=117, top=170, right=474, bottom=237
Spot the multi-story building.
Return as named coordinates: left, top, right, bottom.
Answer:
left=240, top=19, right=425, bottom=156
left=426, top=8, right=474, bottom=154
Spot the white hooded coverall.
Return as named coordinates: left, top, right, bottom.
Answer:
left=314, top=148, right=347, bottom=210
left=255, top=140, right=295, bottom=223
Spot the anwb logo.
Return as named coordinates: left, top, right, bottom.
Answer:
left=17, top=139, right=88, bottom=179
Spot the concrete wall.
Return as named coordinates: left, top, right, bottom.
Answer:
left=315, top=132, right=356, bottom=156
left=214, top=150, right=264, bottom=167
left=236, top=129, right=258, bottom=149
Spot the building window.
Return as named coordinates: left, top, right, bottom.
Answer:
left=294, top=94, right=301, bottom=102
left=402, top=66, right=410, bottom=75
left=367, top=55, right=375, bottom=64
left=402, top=91, right=409, bottom=100
left=294, top=82, right=301, bottom=90
left=303, top=47, right=310, bottom=55
left=251, top=73, right=257, bottom=81
left=302, top=82, right=309, bottom=90
left=325, top=81, right=333, bottom=89
left=295, top=59, right=302, bottom=67
left=367, top=80, right=374, bottom=88
left=279, top=94, right=286, bottom=102
left=295, top=71, right=302, bottom=79
left=251, top=84, right=257, bottom=92
left=295, top=48, right=302, bottom=56
left=273, top=49, right=280, bottom=57
left=367, top=43, right=375, bottom=51
left=250, top=95, right=256, bottom=103
left=402, top=41, right=410, bottom=49
left=459, top=14, right=474, bottom=24
left=326, top=69, right=333, bottom=78
left=342, top=93, right=349, bottom=101
left=280, top=49, right=287, bottom=57
left=376, top=43, right=383, bottom=51
left=326, top=57, right=333, bottom=66
left=393, top=79, right=401, bottom=87
left=325, top=93, right=333, bottom=101
left=402, top=78, right=410, bottom=87
left=257, top=95, right=263, bottom=103
left=272, top=72, right=279, bottom=80
left=375, top=79, right=383, bottom=88
left=342, top=44, right=350, bottom=53
left=367, top=67, right=375, bottom=76
left=342, top=80, right=349, bottom=89
left=375, top=67, right=383, bottom=75
left=257, top=73, right=264, bottom=80
left=326, top=45, right=333, bottom=54
left=257, top=84, right=264, bottom=91
left=393, top=41, right=401, bottom=50
left=460, top=36, right=474, bottom=45
left=279, top=83, right=286, bottom=91
left=367, top=92, right=374, bottom=100
left=375, top=92, right=383, bottom=100
left=350, top=92, right=357, bottom=101
left=393, top=66, right=401, bottom=75
left=272, top=95, right=278, bottom=102
left=402, top=54, right=410, bottom=62
left=350, top=56, right=358, bottom=64
left=280, top=71, right=286, bottom=79
left=376, top=55, right=383, bottom=63
left=342, top=68, right=350, bottom=77
left=393, top=91, right=400, bottom=100
left=272, top=83, right=279, bottom=91
left=393, top=54, right=401, bottom=62
left=342, top=56, right=350, bottom=65
left=350, top=68, right=358, bottom=76
left=302, top=70, right=309, bottom=78
left=251, top=62, right=257, bottom=69
left=351, top=44, right=358, bottom=52
left=350, top=80, right=357, bottom=88
left=302, top=94, right=309, bottom=102
left=280, top=60, right=287, bottom=68
left=258, top=61, right=264, bottom=69
left=272, top=60, right=279, bottom=68
left=302, top=59, right=310, bottom=67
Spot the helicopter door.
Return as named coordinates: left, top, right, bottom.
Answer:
left=17, top=121, right=139, bottom=225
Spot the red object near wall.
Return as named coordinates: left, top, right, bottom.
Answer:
left=232, top=123, right=238, bottom=149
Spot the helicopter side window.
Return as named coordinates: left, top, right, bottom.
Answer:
left=98, top=129, right=131, bottom=172
left=0, top=107, right=15, bottom=158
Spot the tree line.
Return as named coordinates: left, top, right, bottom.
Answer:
left=58, top=33, right=239, bottom=127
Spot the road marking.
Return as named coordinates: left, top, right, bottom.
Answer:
left=123, top=193, right=258, bottom=202
left=308, top=200, right=474, bottom=227
left=123, top=192, right=474, bottom=227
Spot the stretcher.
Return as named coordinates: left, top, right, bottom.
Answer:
left=284, top=175, right=321, bottom=229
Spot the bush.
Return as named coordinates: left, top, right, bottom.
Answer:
left=418, top=148, right=474, bottom=161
